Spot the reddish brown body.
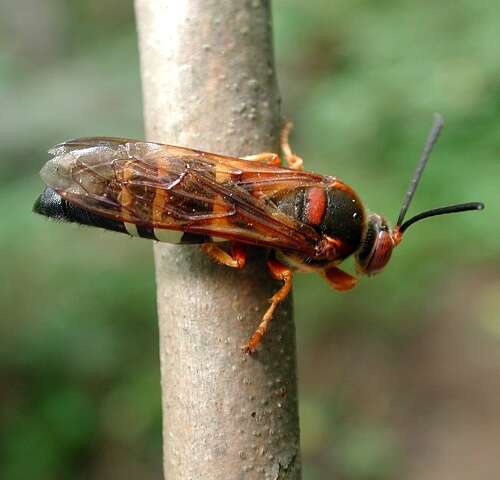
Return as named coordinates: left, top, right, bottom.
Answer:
left=34, top=118, right=484, bottom=352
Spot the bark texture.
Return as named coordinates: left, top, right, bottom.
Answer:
left=134, top=1, right=301, bottom=479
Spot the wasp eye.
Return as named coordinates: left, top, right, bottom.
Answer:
left=365, top=230, right=393, bottom=274
left=356, top=215, right=394, bottom=275
left=357, top=221, right=376, bottom=263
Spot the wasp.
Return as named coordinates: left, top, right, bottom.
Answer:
left=34, top=115, right=483, bottom=353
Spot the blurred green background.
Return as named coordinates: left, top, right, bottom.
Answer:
left=1, top=1, right=498, bottom=479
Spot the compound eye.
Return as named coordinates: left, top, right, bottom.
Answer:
left=357, top=220, right=377, bottom=264
left=365, top=230, right=393, bottom=274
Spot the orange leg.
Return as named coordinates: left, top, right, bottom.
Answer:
left=280, top=120, right=304, bottom=171
left=242, top=152, right=281, bottom=166
left=323, top=266, right=358, bottom=291
left=243, top=257, right=293, bottom=354
left=201, top=242, right=247, bottom=269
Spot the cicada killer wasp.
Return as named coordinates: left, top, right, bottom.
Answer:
left=34, top=115, right=483, bottom=353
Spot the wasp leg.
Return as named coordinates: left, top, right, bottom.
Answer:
left=201, top=242, right=247, bottom=269
left=323, top=266, right=358, bottom=291
left=243, top=257, right=293, bottom=354
left=242, top=152, right=281, bottom=166
left=280, top=120, right=304, bottom=171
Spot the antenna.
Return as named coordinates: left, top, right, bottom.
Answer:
left=398, top=202, right=484, bottom=234
left=396, top=113, right=444, bottom=227
left=393, top=113, right=484, bottom=236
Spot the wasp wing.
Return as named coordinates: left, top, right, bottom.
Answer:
left=41, top=137, right=327, bottom=253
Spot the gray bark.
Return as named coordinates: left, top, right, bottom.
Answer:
left=134, top=1, right=302, bottom=479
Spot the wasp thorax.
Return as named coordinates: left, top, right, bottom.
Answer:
left=272, top=183, right=365, bottom=262
left=355, top=214, right=394, bottom=276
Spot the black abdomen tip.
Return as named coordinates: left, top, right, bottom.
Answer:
left=33, top=187, right=67, bottom=220
left=33, top=187, right=127, bottom=235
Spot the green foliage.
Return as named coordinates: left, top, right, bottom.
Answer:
left=1, top=0, right=498, bottom=478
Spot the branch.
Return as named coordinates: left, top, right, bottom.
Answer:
left=134, top=1, right=302, bottom=479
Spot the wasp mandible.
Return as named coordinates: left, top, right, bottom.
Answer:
left=34, top=115, right=484, bottom=353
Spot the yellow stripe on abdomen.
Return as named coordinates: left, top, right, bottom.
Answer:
left=153, top=228, right=183, bottom=243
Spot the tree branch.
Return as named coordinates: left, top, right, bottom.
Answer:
left=134, top=1, right=301, bottom=479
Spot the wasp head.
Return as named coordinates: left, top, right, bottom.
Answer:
left=356, top=114, right=484, bottom=277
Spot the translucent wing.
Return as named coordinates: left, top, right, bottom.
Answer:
left=40, top=137, right=330, bottom=254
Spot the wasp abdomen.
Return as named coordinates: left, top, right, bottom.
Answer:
left=34, top=187, right=208, bottom=243
left=33, top=187, right=131, bottom=235
left=33, top=187, right=158, bottom=239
